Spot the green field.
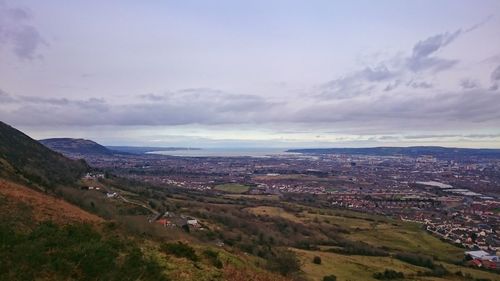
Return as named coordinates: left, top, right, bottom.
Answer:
left=214, top=183, right=250, bottom=193
left=294, top=249, right=500, bottom=281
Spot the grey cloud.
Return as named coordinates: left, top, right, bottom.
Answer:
left=403, top=134, right=460, bottom=139
left=406, top=30, right=461, bottom=73
left=318, top=64, right=394, bottom=98
left=460, top=78, right=479, bottom=89
left=402, top=133, right=500, bottom=140
left=0, top=88, right=15, bottom=102
left=463, top=133, right=500, bottom=138
left=0, top=3, right=45, bottom=59
left=10, top=25, right=43, bottom=59
left=18, top=95, right=70, bottom=105
left=139, top=93, right=165, bottom=101
left=317, top=28, right=468, bottom=100
left=384, top=80, right=401, bottom=92
left=292, top=87, right=500, bottom=133
left=411, top=30, right=461, bottom=59
left=361, top=65, right=397, bottom=81
left=1, top=88, right=277, bottom=126
left=408, top=80, right=433, bottom=89
left=490, top=67, right=500, bottom=91
left=2, top=86, right=500, bottom=136
left=491, top=65, right=500, bottom=81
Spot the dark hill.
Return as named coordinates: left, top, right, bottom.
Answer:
left=287, top=146, right=500, bottom=159
left=0, top=121, right=88, bottom=187
left=40, top=138, right=115, bottom=156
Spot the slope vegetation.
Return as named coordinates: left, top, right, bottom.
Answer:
left=0, top=121, right=88, bottom=187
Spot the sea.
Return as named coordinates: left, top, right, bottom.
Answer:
left=147, top=147, right=295, bottom=157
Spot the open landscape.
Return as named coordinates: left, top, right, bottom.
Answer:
left=1, top=121, right=499, bottom=280
left=1, top=1, right=500, bottom=280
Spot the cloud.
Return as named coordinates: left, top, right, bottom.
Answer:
left=2, top=83, right=500, bottom=138
left=0, top=2, right=45, bottom=60
left=0, top=88, right=15, bottom=102
left=491, top=65, right=500, bottom=81
left=406, top=30, right=461, bottom=72
left=292, top=87, right=500, bottom=134
left=460, top=78, right=479, bottom=89
left=403, top=134, right=460, bottom=139
left=383, top=80, right=401, bottom=92
left=490, top=65, right=500, bottom=91
left=0, top=88, right=278, bottom=126
left=316, top=26, right=474, bottom=100
left=408, top=80, right=433, bottom=89
left=317, top=64, right=395, bottom=98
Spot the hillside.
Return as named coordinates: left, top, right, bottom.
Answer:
left=0, top=122, right=293, bottom=281
left=0, top=122, right=88, bottom=188
left=40, top=137, right=115, bottom=156
left=288, top=146, right=500, bottom=159
left=0, top=179, right=102, bottom=225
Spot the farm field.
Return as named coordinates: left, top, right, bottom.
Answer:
left=214, top=183, right=250, bottom=193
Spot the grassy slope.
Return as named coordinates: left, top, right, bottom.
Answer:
left=295, top=249, right=500, bottom=281
left=240, top=203, right=500, bottom=280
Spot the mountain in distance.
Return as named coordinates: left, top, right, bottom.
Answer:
left=0, top=122, right=88, bottom=187
left=39, top=138, right=200, bottom=156
left=287, top=146, right=500, bottom=158
left=40, top=138, right=116, bottom=156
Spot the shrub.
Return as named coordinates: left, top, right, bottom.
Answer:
left=323, top=275, right=337, bottom=281
left=161, top=242, right=198, bottom=262
left=394, top=252, right=434, bottom=269
left=313, top=256, right=322, bottom=264
left=203, top=249, right=223, bottom=268
left=267, top=248, right=302, bottom=276
left=373, top=269, right=404, bottom=280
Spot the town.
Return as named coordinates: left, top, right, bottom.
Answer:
left=71, top=148, right=500, bottom=271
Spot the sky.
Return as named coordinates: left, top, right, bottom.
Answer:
left=1, top=0, right=500, bottom=148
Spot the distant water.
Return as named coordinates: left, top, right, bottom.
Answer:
left=147, top=147, right=293, bottom=157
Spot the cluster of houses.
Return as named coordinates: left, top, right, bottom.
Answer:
left=149, top=211, right=203, bottom=230
left=83, top=172, right=105, bottom=180
left=465, top=250, right=500, bottom=270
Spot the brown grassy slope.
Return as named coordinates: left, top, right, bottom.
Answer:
left=0, top=179, right=103, bottom=224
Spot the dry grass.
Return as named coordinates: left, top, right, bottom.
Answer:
left=0, top=179, right=103, bottom=224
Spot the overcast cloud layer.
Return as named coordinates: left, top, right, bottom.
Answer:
left=1, top=0, right=500, bottom=147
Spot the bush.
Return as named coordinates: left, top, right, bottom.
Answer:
left=161, top=242, right=198, bottom=262
left=267, top=248, right=302, bottom=276
left=327, top=240, right=389, bottom=256
left=373, top=269, right=404, bottom=280
left=394, top=252, right=434, bottom=269
left=203, top=249, right=223, bottom=268
left=323, top=275, right=337, bottom=281
left=313, top=256, right=322, bottom=264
